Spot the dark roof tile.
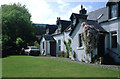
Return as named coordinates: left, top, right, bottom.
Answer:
left=59, top=20, right=71, bottom=32
left=46, top=25, right=58, bottom=34
left=43, top=34, right=55, bottom=41
left=69, top=19, right=106, bottom=36
left=87, top=7, right=109, bottom=23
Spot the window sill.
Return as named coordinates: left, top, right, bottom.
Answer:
left=77, top=47, right=84, bottom=50
left=108, top=17, right=118, bottom=21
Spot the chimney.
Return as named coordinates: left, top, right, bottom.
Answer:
left=79, top=5, right=87, bottom=15
left=56, top=17, right=60, bottom=25
left=57, top=17, right=60, bottom=20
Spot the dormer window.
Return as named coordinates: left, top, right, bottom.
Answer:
left=46, top=29, right=49, bottom=34
left=109, top=4, right=118, bottom=19
left=57, top=25, right=61, bottom=33
left=73, top=19, right=76, bottom=26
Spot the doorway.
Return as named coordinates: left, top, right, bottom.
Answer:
left=97, top=34, right=105, bottom=57
left=50, top=41, right=56, bottom=56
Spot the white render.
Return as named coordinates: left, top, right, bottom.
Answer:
left=70, top=22, right=94, bottom=62
left=40, top=37, right=50, bottom=55
left=53, top=30, right=71, bottom=55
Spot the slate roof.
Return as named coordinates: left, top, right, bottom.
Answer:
left=70, top=13, right=88, bottom=20
left=87, top=7, right=109, bottom=23
left=69, top=19, right=106, bottom=36
left=59, top=20, right=71, bottom=32
left=46, top=25, right=58, bottom=34
left=64, top=25, right=71, bottom=32
left=43, top=34, right=55, bottom=41
left=107, top=0, right=120, bottom=2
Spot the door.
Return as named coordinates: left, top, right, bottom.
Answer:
left=50, top=41, right=56, bottom=56
left=97, top=34, right=105, bottom=57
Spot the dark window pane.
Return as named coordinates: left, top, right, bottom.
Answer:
left=111, top=32, right=117, bottom=48
left=110, top=4, right=118, bottom=18
left=79, top=34, right=82, bottom=47
left=43, top=42, right=44, bottom=49
left=58, top=40, right=61, bottom=51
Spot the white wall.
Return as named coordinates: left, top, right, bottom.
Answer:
left=40, top=37, right=45, bottom=53
left=40, top=37, right=47, bottom=55
left=53, top=31, right=71, bottom=54
left=40, top=37, right=50, bottom=55
left=71, top=22, right=92, bottom=62
left=53, top=33, right=64, bottom=52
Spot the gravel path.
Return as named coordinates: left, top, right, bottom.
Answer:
left=38, top=56, right=120, bottom=71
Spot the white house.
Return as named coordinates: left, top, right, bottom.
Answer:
left=52, top=17, right=71, bottom=55
left=40, top=25, right=57, bottom=56
left=40, top=0, right=120, bottom=64
left=87, top=0, right=120, bottom=64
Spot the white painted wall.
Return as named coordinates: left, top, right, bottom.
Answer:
left=53, top=31, right=71, bottom=56
left=53, top=33, right=64, bottom=52
left=70, top=22, right=92, bottom=62
left=40, top=37, right=45, bottom=53
left=40, top=37, right=50, bottom=55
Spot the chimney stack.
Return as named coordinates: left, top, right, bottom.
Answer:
left=79, top=5, right=87, bottom=15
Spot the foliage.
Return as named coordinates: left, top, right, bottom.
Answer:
left=2, top=35, right=14, bottom=56
left=2, top=3, right=36, bottom=55
left=63, top=39, right=72, bottom=58
left=2, top=56, right=119, bottom=77
left=2, top=35, right=13, bottom=50
left=33, top=24, right=46, bottom=35
left=16, top=37, right=24, bottom=52
left=81, top=22, right=99, bottom=54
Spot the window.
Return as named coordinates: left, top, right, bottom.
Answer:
left=110, top=4, right=118, bottom=19
left=111, top=32, right=117, bottom=48
left=57, top=29, right=60, bottom=33
left=78, top=34, right=82, bottom=47
left=58, top=40, right=61, bottom=51
left=43, top=42, right=44, bottom=49
left=73, top=19, right=76, bottom=26
left=57, top=26, right=61, bottom=33
left=46, top=29, right=49, bottom=34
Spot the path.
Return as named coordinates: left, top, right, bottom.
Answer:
left=38, top=56, right=120, bottom=71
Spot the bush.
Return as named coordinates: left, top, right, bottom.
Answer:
left=16, top=37, right=24, bottom=52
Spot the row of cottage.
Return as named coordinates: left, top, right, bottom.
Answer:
left=40, top=0, right=120, bottom=64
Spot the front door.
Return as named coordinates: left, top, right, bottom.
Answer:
left=50, top=41, right=56, bottom=56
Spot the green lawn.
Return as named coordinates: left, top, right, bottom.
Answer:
left=2, top=56, right=120, bottom=78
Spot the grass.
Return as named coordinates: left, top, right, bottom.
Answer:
left=2, top=56, right=120, bottom=78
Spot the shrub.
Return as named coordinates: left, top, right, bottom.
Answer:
left=16, top=37, right=24, bottom=52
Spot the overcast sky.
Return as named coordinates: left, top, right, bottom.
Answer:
left=1, top=0, right=108, bottom=24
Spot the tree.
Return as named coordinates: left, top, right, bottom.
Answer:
left=2, top=3, right=35, bottom=55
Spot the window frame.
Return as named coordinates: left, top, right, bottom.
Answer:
left=109, top=4, right=118, bottom=19
left=78, top=34, right=83, bottom=47
left=111, top=31, right=117, bottom=48
left=58, top=40, right=61, bottom=51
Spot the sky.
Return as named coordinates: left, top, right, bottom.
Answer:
left=1, top=0, right=109, bottom=24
